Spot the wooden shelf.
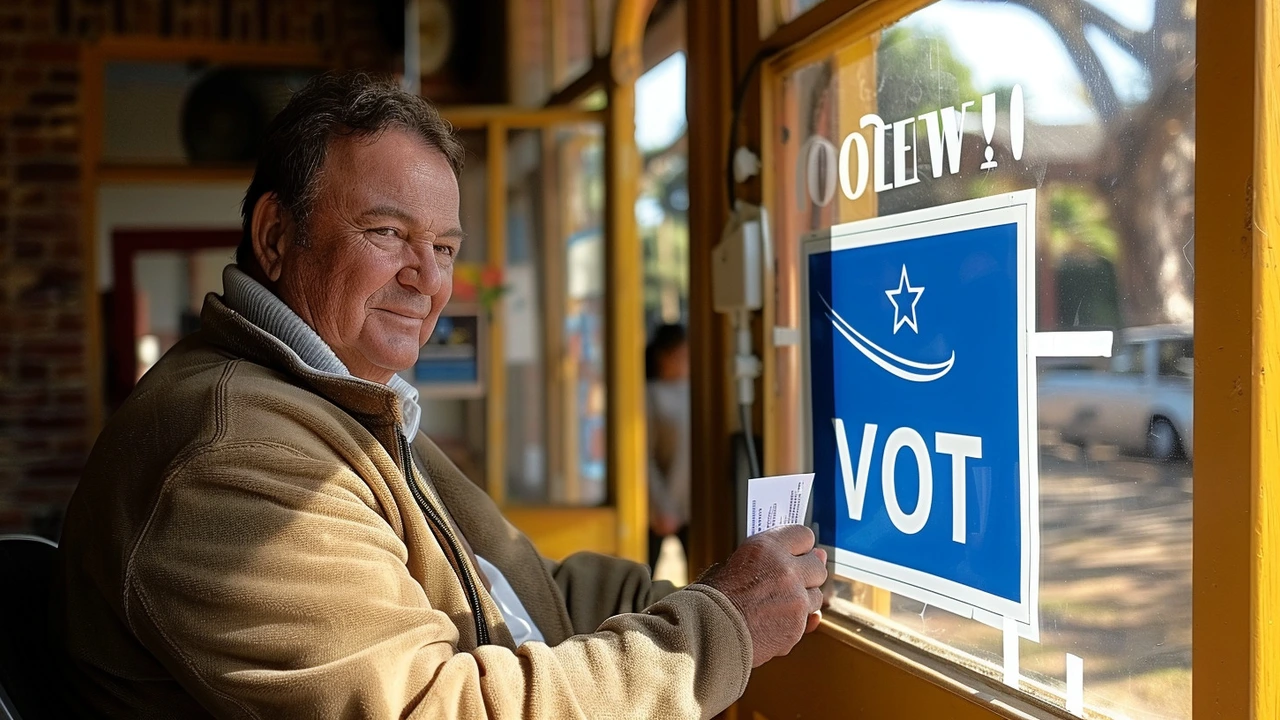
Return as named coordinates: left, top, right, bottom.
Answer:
left=415, top=382, right=485, bottom=400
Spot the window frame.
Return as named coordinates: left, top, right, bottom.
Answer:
left=719, top=0, right=1280, bottom=718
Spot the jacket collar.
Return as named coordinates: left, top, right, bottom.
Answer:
left=199, top=292, right=405, bottom=431
left=219, top=265, right=423, bottom=437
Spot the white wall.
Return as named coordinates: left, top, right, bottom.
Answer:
left=97, top=182, right=246, bottom=291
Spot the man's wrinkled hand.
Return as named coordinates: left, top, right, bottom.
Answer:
left=697, top=525, right=828, bottom=668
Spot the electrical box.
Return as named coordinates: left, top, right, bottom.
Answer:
left=712, top=211, right=764, bottom=314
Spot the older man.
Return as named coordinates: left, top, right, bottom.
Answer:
left=55, top=72, right=826, bottom=719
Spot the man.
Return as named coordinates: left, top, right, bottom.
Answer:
left=55, top=72, right=826, bottom=719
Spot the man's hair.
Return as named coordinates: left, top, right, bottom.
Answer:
left=645, top=323, right=688, bottom=380
left=237, top=71, right=465, bottom=268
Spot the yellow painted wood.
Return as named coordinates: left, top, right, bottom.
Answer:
left=484, top=121, right=508, bottom=505
left=1193, top=1, right=1258, bottom=718
left=741, top=618, right=1052, bottom=720
left=764, top=0, right=934, bottom=74
left=600, top=0, right=658, bottom=565
left=503, top=507, right=618, bottom=560
left=442, top=106, right=605, bottom=129
left=1254, top=1, right=1280, bottom=716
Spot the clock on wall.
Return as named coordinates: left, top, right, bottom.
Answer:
left=418, top=0, right=454, bottom=77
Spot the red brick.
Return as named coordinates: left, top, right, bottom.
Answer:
left=51, top=388, right=83, bottom=406
left=28, top=90, right=75, bottom=108
left=15, top=187, right=47, bottom=207
left=48, top=68, right=78, bottom=84
left=0, top=13, right=23, bottom=33
left=25, top=338, right=81, bottom=359
left=52, top=363, right=84, bottom=381
left=16, top=162, right=77, bottom=182
left=54, top=313, right=84, bottom=332
left=23, top=42, right=77, bottom=63
left=15, top=215, right=59, bottom=232
left=16, top=361, right=47, bottom=382
left=52, top=239, right=80, bottom=256
left=10, top=113, right=40, bottom=130
left=12, top=65, right=39, bottom=85
left=14, top=239, right=44, bottom=259
left=13, top=135, right=44, bottom=155
left=50, top=137, right=78, bottom=154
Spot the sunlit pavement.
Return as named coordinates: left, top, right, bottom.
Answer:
left=887, top=446, right=1192, bottom=719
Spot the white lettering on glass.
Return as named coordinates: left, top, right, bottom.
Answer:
left=796, top=87, right=1022, bottom=208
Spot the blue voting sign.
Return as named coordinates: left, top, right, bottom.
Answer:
left=802, top=191, right=1040, bottom=632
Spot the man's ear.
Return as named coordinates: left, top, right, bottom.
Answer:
left=250, top=193, right=293, bottom=283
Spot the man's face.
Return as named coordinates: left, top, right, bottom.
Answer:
left=267, top=129, right=463, bottom=384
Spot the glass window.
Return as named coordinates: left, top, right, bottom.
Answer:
left=1158, top=338, right=1194, bottom=378
left=1111, top=342, right=1146, bottom=376
left=769, top=1, right=1194, bottom=717
left=504, top=125, right=607, bottom=507
left=760, top=0, right=828, bottom=37
left=637, top=53, right=690, bottom=332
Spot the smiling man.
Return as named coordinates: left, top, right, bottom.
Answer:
left=54, top=72, right=826, bottom=719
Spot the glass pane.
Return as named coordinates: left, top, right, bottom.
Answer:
left=637, top=53, right=690, bottom=329
left=504, top=124, right=606, bottom=506
left=770, top=1, right=1194, bottom=717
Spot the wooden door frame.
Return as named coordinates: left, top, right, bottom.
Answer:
left=108, top=229, right=241, bottom=408
left=686, top=0, right=1280, bottom=718
left=80, top=37, right=329, bottom=435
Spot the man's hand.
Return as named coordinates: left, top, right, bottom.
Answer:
left=697, top=525, right=828, bottom=668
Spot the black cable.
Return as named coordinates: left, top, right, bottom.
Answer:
left=739, top=402, right=762, bottom=480
left=726, top=48, right=771, bottom=211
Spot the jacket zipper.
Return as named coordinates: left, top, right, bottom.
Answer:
left=397, top=433, right=491, bottom=646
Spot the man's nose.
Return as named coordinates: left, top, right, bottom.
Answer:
left=400, top=243, right=445, bottom=295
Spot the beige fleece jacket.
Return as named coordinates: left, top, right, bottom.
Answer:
left=54, top=293, right=752, bottom=719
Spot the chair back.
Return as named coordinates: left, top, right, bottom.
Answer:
left=0, top=535, right=80, bottom=719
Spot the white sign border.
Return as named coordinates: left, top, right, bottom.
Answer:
left=800, top=189, right=1041, bottom=640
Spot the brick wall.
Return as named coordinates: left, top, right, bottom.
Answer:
left=0, top=0, right=390, bottom=538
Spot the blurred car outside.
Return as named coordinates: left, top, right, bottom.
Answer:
left=1038, top=324, right=1193, bottom=462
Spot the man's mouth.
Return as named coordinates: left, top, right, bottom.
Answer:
left=377, top=308, right=430, bottom=321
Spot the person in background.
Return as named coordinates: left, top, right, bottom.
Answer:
left=646, top=323, right=691, bottom=573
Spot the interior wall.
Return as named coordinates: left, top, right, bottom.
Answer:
left=96, top=182, right=246, bottom=291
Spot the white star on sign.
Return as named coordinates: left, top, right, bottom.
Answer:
left=885, top=265, right=925, bottom=334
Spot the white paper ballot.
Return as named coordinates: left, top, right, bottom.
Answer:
left=746, top=473, right=815, bottom=537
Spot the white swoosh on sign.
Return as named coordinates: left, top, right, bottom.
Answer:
left=818, top=294, right=956, bottom=383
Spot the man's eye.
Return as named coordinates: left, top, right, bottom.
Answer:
left=435, top=244, right=456, bottom=257
left=371, top=227, right=398, bottom=237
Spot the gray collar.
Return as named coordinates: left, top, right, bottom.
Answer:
left=220, top=265, right=422, bottom=438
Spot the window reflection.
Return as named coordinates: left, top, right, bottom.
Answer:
left=771, top=1, right=1195, bottom=717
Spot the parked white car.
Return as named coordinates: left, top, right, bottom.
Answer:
left=1038, top=325, right=1193, bottom=461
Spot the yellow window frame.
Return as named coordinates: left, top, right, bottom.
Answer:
left=722, top=0, right=1280, bottom=718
